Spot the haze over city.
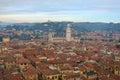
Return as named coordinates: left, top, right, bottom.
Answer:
left=0, top=0, right=120, bottom=23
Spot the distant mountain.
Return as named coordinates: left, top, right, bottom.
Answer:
left=1, top=21, right=120, bottom=40
left=3, top=21, right=120, bottom=33
left=0, top=21, right=14, bottom=27
left=72, top=22, right=120, bottom=32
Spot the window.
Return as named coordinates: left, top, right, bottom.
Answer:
left=55, top=76, right=57, bottom=78
left=24, top=63, right=26, bottom=65
left=52, top=76, right=54, bottom=79
left=47, top=77, right=50, bottom=79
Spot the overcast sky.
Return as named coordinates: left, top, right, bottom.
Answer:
left=0, top=0, right=120, bottom=22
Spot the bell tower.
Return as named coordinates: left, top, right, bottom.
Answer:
left=66, top=24, right=71, bottom=41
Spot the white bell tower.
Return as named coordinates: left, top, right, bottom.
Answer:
left=66, top=24, right=71, bottom=41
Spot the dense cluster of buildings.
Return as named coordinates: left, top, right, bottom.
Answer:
left=0, top=38, right=120, bottom=80
left=0, top=24, right=120, bottom=80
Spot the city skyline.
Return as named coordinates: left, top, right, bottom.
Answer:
left=0, top=0, right=120, bottom=23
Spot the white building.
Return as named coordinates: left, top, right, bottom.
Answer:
left=66, top=24, right=72, bottom=41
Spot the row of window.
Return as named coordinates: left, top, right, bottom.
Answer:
left=47, top=76, right=58, bottom=79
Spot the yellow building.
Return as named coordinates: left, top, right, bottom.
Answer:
left=37, top=63, right=60, bottom=80
left=2, top=37, right=10, bottom=42
left=42, top=69, right=60, bottom=80
left=17, top=57, right=30, bottom=70
left=115, top=56, right=120, bottom=61
left=58, top=64, right=73, bottom=80
left=114, top=65, right=120, bottom=76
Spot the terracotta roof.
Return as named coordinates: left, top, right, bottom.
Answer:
left=59, top=64, right=73, bottom=70
left=5, top=74, right=23, bottom=80
left=110, top=74, right=120, bottom=80
left=64, top=73, right=80, bottom=79
left=3, top=69, right=23, bottom=80
left=100, top=76, right=114, bottom=80
left=29, top=57, right=40, bottom=63
left=0, top=72, right=3, bottom=80
left=3, top=57, right=16, bottom=63
left=42, top=69, right=60, bottom=75
left=24, top=65, right=38, bottom=76
left=48, top=59, right=68, bottom=64
left=37, top=63, right=60, bottom=75
left=16, top=57, right=29, bottom=64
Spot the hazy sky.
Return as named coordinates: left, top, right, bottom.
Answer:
left=0, top=0, right=120, bottom=22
